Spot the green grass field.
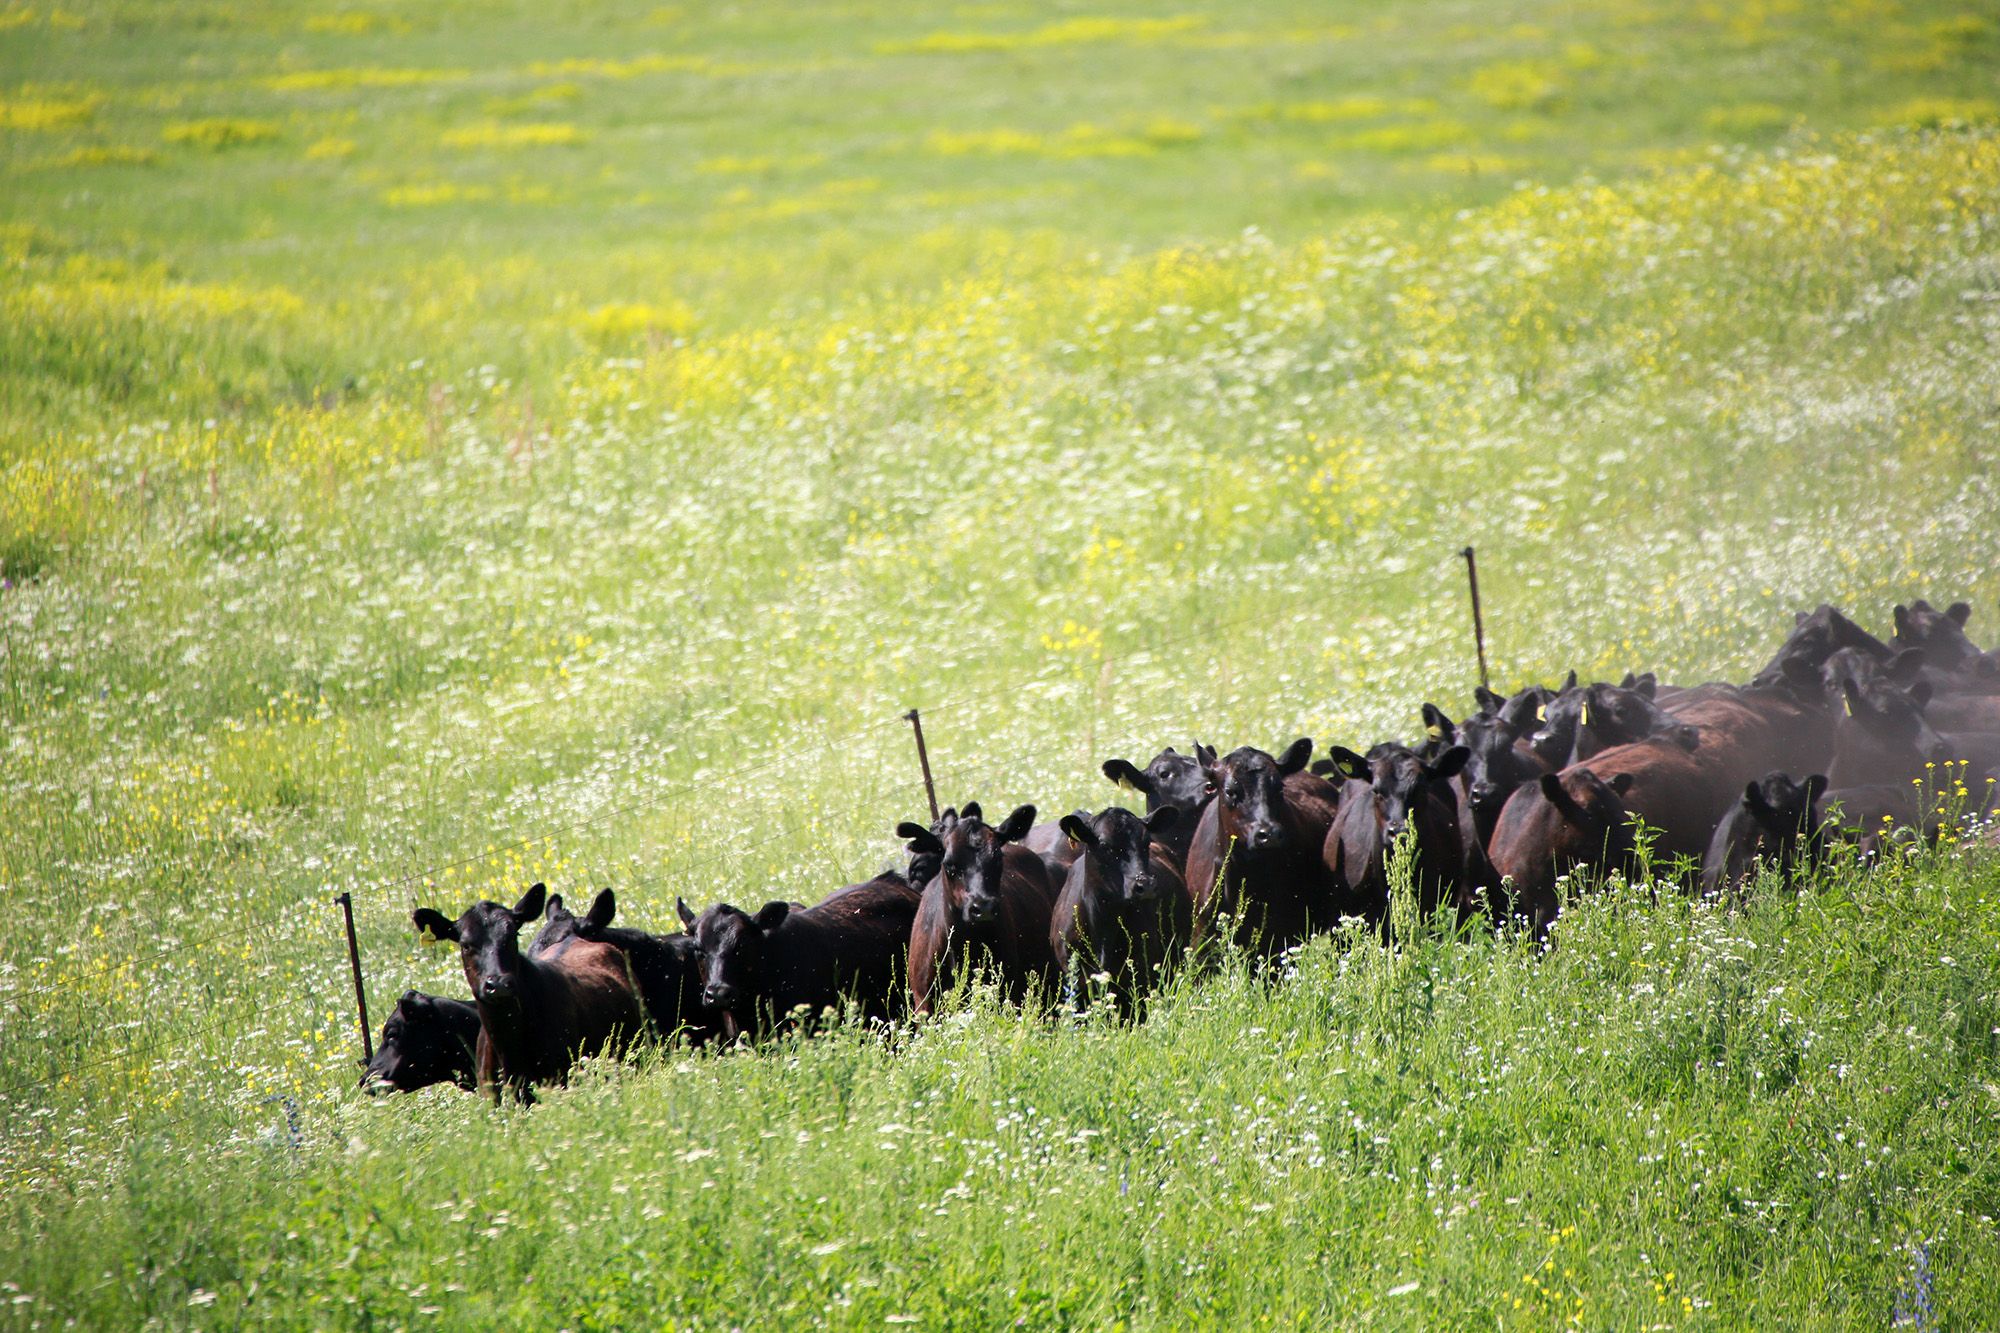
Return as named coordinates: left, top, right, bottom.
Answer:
left=7, top=0, right=2000, bottom=1325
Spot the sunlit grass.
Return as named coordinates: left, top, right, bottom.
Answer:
left=5, top=0, right=2000, bottom=1325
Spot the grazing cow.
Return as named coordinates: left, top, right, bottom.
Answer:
left=1101, top=746, right=1214, bottom=868
left=561, top=890, right=715, bottom=1047
left=1184, top=739, right=1343, bottom=956
left=1486, top=770, right=1637, bottom=935
left=1323, top=743, right=1472, bottom=929
left=1049, top=806, right=1190, bottom=1017
left=1529, top=680, right=1699, bottom=769
left=677, top=871, right=921, bottom=1040
left=411, top=882, right=644, bottom=1103
left=359, top=991, right=482, bottom=1096
left=899, top=804, right=1060, bottom=1013
left=1699, top=772, right=1829, bottom=900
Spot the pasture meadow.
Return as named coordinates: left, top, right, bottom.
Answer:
left=6, top=0, right=2000, bottom=1325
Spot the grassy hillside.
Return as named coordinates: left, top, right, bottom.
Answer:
left=6, top=0, right=2000, bottom=1326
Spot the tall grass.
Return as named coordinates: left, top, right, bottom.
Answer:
left=6, top=0, right=2000, bottom=1325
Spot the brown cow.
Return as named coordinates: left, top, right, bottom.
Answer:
left=899, top=804, right=1059, bottom=1014
left=1184, top=739, right=1343, bottom=957
left=411, top=882, right=643, bottom=1103
left=1487, top=770, right=1637, bottom=935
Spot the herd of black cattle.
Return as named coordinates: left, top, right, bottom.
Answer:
left=367, top=599, right=2000, bottom=1102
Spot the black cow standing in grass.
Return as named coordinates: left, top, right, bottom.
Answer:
left=677, top=870, right=921, bottom=1040
left=411, top=882, right=644, bottom=1103
left=1322, top=743, right=1473, bottom=929
left=561, top=889, right=716, bottom=1048
left=1100, top=746, right=1213, bottom=869
left=901, top=803, right=1060, bottom=1013
left=1699, top=771, right=1829, bottom=900
left=1049, top=805, right=1189, bottom=1018
left=1184, top=739, right=1343, bottom=957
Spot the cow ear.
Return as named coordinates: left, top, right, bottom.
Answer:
left=585, top=889, right=616, bottom=931
left=1949, top=601, right=1972, bottom=626
left=1421, top=703, right=1455, bottom=742
left=960, top=800, right=982, bottom=823
left=1910, top=680, right=1933, bottom=710
left=1893, top=604, right=1912, bottom=637
left=1327, top=746, right=1370, bottom=782
left=1309, top=759, right=1337, bottom=778
left=412, top=909, right=458, bottom=944
left=1804, top=772, right=1829, bottom=804
left=1277, top=738, right=1312, bottom=775
left=754, top=901, right=791, bottom=932
left=994, top=804, right=1036, bottom=844
left=1473, top=686, right=1504, bottom=715
left=1059, top=813, right=1096, bottom=847
left=1144, top=804, right=1180, bottom=834
left=1742, top=781, right=1769, bottom=816
left=1608, top=773, right=1636, bottom=797
left=512, top=882, right=548, bottom=923
left=1632, top=673, right=1657, bottom=699
left=1429, top=746, right=1470, bottom=780
left=1885, top=648, right=1926, bottom=684
left=1560, top=669, right=1578, bottom=691
left=899, top=824, right=945, bottom=856
left=676, top=896, right=697, bottom=929
left=1538, top=773, right=1582, bottom=822
left=1194, top=742, right=1217, bottom=767
left=1102, top=758, right=1151, bottom=793
left=1619, top=671, right=1636, bottom=689
left=1840, top=677, right=1864, bottom=717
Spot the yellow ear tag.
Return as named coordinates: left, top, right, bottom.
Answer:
left=1426, top=725, right=1443, bottom=740
left=1579, top=701, right=1591, bottom=726
left=1842, top=696, right=1852, bottom=717
left=1535, top=704, right=1546, bottom=722
left=418, top=925, right=439, bottom=945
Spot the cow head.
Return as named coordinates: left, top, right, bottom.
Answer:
left=538, top=888, right=617, bottom=953
left=1060, top=805, right=1177, bottom=904
left=1535, top=769, right=1636, bottom=848
left=1892, top=599, right=1980, bottom=672
left=1454, top=708, right=1546, bottom=833
left=1101, top=746, right=1212, bottom=821
left=1575, top=681, right=1699, bottom=761
left=1741, top=771, right=1828, bottom=843
left=897, top=802, right=1035, bottom=927
left=1837, top=674, right=1950, bottom=775
left=1752, top=604, right=1891, bottom=690
left=1202, top=740, right=1311, bottom=857
left=411, top=882, right=548, bottom=1011
left=1363, top=745, right=1470, bottom=843
left=359, top=990, right=477, bottom=1095
left=679, top=899, right=790, bottom=1016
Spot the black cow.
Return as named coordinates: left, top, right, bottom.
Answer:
left=1698, top=772, right=1828, bottom=900
left=677, top=871, right=921, bottom=1040
left=1184, top=739, right=1342, bottom=957
left=359, top=991, right=482, bottom=1095
left=1100, top=746, right=1213, bottom=867
left=411, top=882, right=644, bottom=1103
left=901, top=804, right=1059, bottom=1013
left=1323, top=744, right=1472, bottom=929
left=1049, top=806, right=1189, bottom=1018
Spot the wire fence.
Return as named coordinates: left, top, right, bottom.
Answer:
left=1, top=549, right=1471, bottom=1111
